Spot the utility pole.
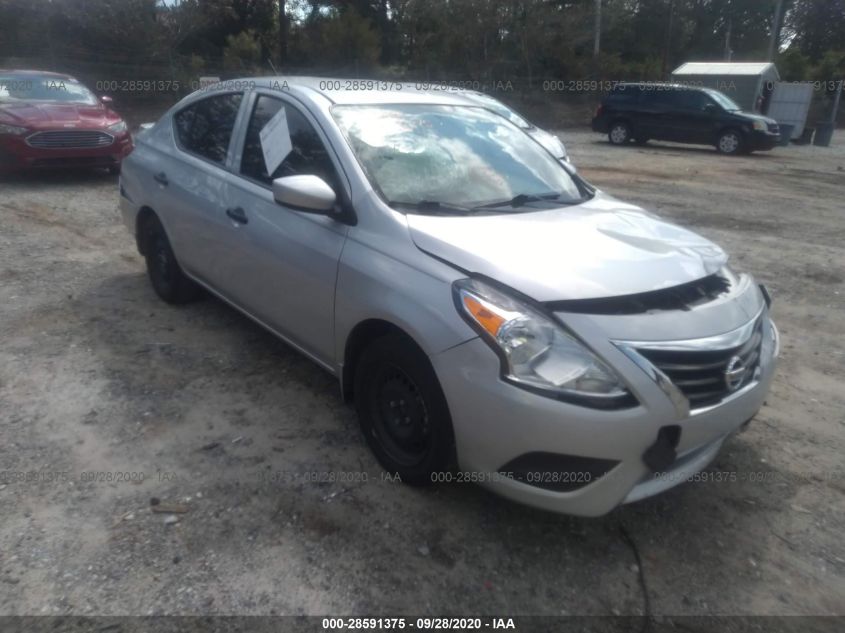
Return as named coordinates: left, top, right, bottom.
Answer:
left=593, top=0, right=601, bottom=58
left=767, top=0, right=784, bottom=61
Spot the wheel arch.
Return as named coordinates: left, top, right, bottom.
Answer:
left=135, top=206, right=159, bottom=256
left=341, top=319, right=430, bottom=403
left=715, top=125, right=745, bottom=145
left=608, top=117, right=634, bottom=142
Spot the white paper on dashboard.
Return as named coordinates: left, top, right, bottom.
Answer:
left=259, top=106, right=292, bottom=176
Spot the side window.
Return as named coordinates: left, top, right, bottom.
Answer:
left=240, top=95, right=339, bottom=190
left=649, top=89, right=678, bottom=107
left=677, top=90, right=710, bottom=110
left=608, top=85, right=643, bottom=106
left=174, top=93, right=243, bottom=164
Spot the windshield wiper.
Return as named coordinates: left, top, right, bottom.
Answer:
left=473, top=192, right=570, bottom=210
left=388, top=199, right=474, bottom=215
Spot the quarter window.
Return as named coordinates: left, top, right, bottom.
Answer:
left=174, top=93, right=243, bottom=164
left=240, top=95, right=339, bottom=190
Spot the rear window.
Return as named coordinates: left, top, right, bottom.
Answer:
left=174, top=93, right=243, bottom=165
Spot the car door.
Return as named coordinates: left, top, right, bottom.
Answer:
left=220, top=92, right=350, bottom=366
left=633, top=88, right=674, bottom=140
left=671, top=90, right=717, bottom=144
left=649, top=89, right=690, bottom=141
left=157, top=91, right=246, bottom=288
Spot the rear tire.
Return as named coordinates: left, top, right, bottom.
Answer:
left=354, top=333, right=455, bottom=486
left=608, top=121, right=632, bottom=145
left=716, top=129, right=744, bottom=155
left=142, top=214, right=202, bottom=304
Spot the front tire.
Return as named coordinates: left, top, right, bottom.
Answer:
left=608, top=121, right=632, bottom=145
left=142, top=214, right=202, bottom=304
left=716, top=129, right=744, bottom=155
left=354, top=333, right=455, bottom=485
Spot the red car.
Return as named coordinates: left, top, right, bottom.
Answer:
left=0, top=70, right=133, bottom=174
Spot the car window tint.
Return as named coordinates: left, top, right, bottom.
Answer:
left=607, top=86, right=639, bottom=105
left=677, top=90, right=710, bottom=110
left=240, top=95, right=339, bottom=190
left=647, top=88, right=678, bottom=106
left=174, top=93, right=243, bottom=164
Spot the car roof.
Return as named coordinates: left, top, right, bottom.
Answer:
left=224, top=76, right=485, bottom=107
left=613, top=82, right=701, bottom=91
left=0, top=69, right=77, bottom=80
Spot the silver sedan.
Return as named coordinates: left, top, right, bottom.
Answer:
left=119, top=77, right=777, bottom=516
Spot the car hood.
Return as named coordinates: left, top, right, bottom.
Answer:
left=0, top=102, right=119, bottom=130
left=407, top=192, right=728, bottom=302
left=738, top=111, right=778, bottom=127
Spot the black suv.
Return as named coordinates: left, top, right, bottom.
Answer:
left=591, top=83, right=780, bottom=155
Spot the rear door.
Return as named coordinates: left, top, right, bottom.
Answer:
left=633, top=88, right=675, bottom=140
left=220, top=92, right=350, bottom=366
left=670, top=89, right=718, bottom=144
left=159, top=91, right=246, bottom=287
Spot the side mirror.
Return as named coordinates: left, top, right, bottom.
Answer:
left=703, top=103, right=717, bottom=114
left=100, top=95, right=113, bottom=104
left=272, top=175, right=337, bottom=213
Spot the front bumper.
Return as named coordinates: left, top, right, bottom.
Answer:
left=747, top=130, right=779, bottom=151
left=0, top=131, right=133, bottom=170
left=430, top=312, right=778, bottom=517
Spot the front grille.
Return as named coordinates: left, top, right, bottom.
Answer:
left=636, top=317, right=763, bottom=409
left=31, top=156, right=116, bottom=168
left=767, top=122, right=780, bottom=134
left=26, top=130, right=114, bottom=149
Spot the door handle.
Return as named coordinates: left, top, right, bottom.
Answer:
left=226, top=206, right=248, bottom=224
left=153, top=172, right=169, bottom=186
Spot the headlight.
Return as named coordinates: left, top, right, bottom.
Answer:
left=108, top=120, right=127, bottom=134
left=752, top=120, right=767, bottom=131
left=453, top=278, right=632, bottom=408
left=0, top=123, right=27, bottom=135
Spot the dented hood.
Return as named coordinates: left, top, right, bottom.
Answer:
left=407, top=192, right=728, bottom=302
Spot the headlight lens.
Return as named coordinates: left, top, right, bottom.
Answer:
left=0, top=123, right=27, bottom=135
left=453, top=278, right=632, bottom=407
left=752, top=120, right=767, bottom=131
left=108, top=120, right=127, bottom=134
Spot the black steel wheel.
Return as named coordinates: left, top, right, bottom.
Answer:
left=142, top=214, right=202, bottom=304
left=354, top=333, right=455, bottom=485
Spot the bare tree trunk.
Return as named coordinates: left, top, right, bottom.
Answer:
left=593, top=0, right=601, bottom=58
left=278, top=0, right=287, bottom=68
left=661, top=0, right=675, bottom=78
left=767, top=0, right=784, bottom=61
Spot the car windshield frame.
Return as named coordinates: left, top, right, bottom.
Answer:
left=331, top=103, right=587, bottom=215
left=0, top=73, right=99, bottom=105
left=704, top=88, right=741, bottom=112
left=466, top=93, right=532, bottom=130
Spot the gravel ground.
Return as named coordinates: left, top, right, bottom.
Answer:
left=0, top=129, right=843, bottom=623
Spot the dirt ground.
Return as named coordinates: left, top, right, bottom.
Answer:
left=0, top=129, right=843, bottom=624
